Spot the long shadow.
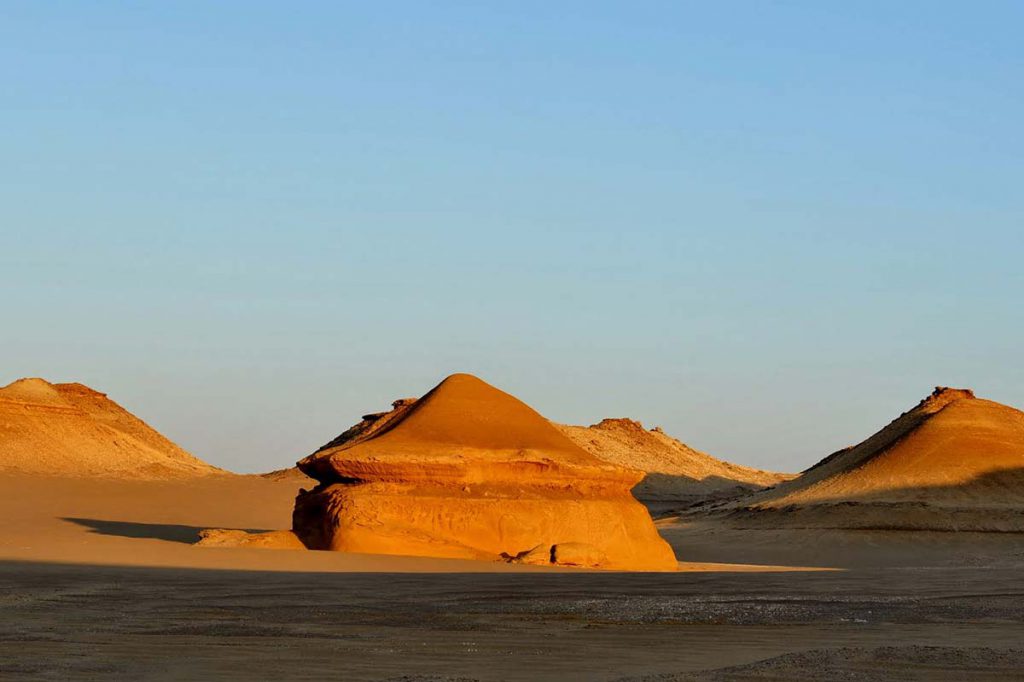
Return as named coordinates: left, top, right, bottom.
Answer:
left=61, top=517, right=272, bottom=544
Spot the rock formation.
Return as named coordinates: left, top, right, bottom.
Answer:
left=292, top=373, right=678, bottom=570
left=558, top=418, right=790, bottom=510
left=0, top=377, right=221, bottom=478
left=195, top=528, right=306, bottom=549
left=276, top=399, right=789, bottom=511
left=726, top=387, right=1024, bottom=531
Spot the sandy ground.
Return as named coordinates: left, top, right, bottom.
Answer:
left=0, top=475, right=825, bottom=574
left=1, top=474, right=1022, bottom=680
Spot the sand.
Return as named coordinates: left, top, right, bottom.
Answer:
left=2, top=379, right=1023, bottom=679
left=0, top=474, right=827, bottom=574
left=300, top=373, right=617, bottom=472
left=2, top=472, right=1022, bottom=680
left=718, top=387, right=1024, bottom=531
left=758, top=387, right=1024, bottom=504
left=2, top=544, right=1022, bottom=680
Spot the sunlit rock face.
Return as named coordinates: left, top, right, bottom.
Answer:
left=292, top=374, right=678, bottom=571
left=729, top=387, right=1024, bottom=531
left=0, top=377, right=220, bottom=479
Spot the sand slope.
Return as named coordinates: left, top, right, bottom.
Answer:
left=0, top=378, right=221, bottom=479
left=727, top=387, right=1024, bottom=530
left=299, top=374, right=612, bottom=475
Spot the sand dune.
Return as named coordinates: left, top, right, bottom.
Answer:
left=723, top=387, right=1024, bottom=530
left=0, top=378, right=222, bottom=479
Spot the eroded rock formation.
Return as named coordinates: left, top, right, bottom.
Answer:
left=195, top=529, right=306, bottom=549
left=0, top=377, right=221, bottom=478
left=725, top=387, right=1024, bottom=531
left=557, top=418, right=791, bottom=510
left=292, top=374, right=678, bottom=570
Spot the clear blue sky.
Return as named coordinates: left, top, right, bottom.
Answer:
left=2, top=2, right=1022, bottom=473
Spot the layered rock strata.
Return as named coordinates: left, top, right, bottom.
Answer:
left=293, top=374, right=678, bottom=570
left=0, top=377, right=220, bottom=478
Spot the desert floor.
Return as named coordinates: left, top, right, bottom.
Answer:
left=1, top=475, right=1022, bottom=680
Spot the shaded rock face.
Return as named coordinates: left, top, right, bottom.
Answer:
left=557, top=418, right=791, bottom=510
left=726, top=387, right=1024, bottom=531
left=0, top=378, right=220, bottom=479
left=293, top=374, right=677, bottom=571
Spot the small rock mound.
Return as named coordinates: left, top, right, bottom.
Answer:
left=195, top=529, right=306, bottom=550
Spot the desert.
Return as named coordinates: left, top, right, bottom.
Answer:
left=2, top=375, right=1023, bottom=680
left=5, top=5, right=1021, bottom=679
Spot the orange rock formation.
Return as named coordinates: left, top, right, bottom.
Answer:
left=732, top=387, right=1024, bottom=531
left=293, top=374, right=678, bottom=570
left=0, top=377, right=220, bottom=478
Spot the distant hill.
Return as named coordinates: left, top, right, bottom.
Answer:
left=0, top=378, right=223, bottom=479
left=557, top=418, right=790, bottom=509
left=722, top=387, right=1024, bottom=531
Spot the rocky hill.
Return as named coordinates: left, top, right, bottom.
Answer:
left=0, top=378, right=222, bottom=479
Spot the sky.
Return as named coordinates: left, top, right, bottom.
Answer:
left=2, top=2, right=1022, bottom=473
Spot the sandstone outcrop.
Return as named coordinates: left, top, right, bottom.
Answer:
left=195, top=529, right=306, bottom=549
left=557, top=418, right=790, bottom=509
left=292, top=374, right=678, bottom=570
left=0, top=378, right=221, bottom=478
left=726, top=387, right=1024, bottom=531
left=277, top=398, right=790, bottom=510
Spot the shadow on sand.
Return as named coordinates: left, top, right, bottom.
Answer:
left=61, top=517, right=272, bottom=544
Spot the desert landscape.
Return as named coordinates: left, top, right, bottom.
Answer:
left=1, top=374, right=1022, bottom=680
left=4, top=5, right=1021, bottom=680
